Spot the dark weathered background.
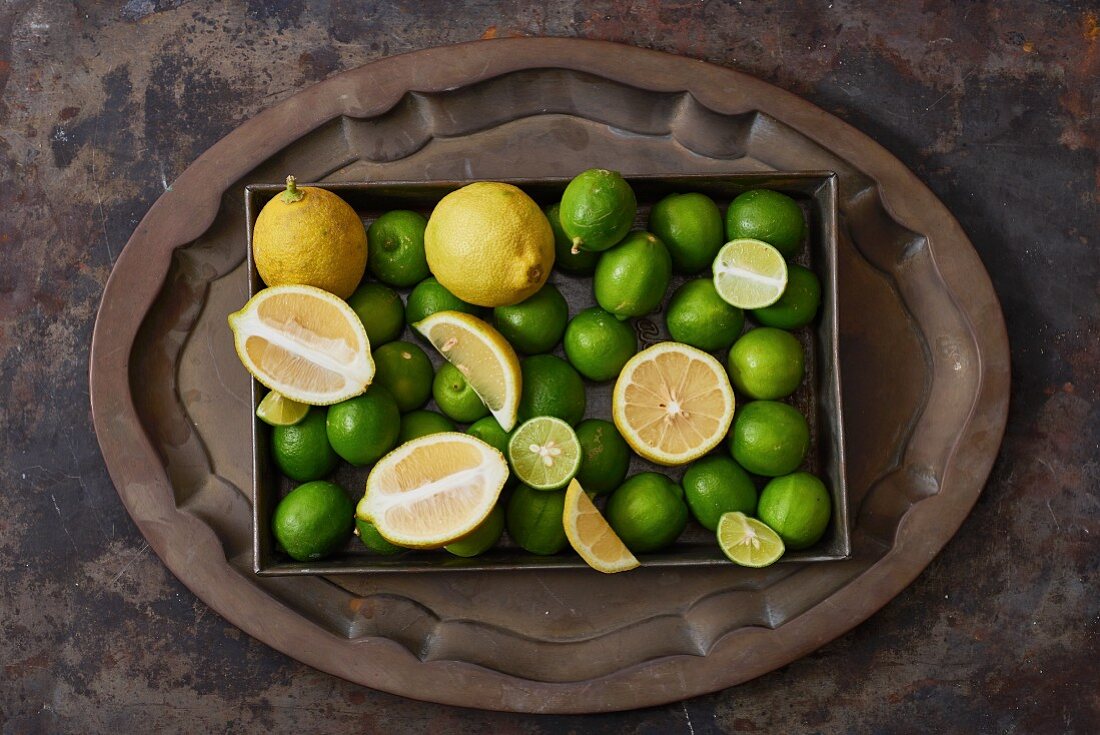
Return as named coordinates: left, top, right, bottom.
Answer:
left=2, top=1, right=1097, bottom=732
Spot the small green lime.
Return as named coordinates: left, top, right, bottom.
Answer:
left=517, top=354, right=586, bottom=426
left=563, top=307, right=637, bottom=381
left=367, top=210, right=430, bottom=287
left=605, top=473, right=688, bottom=553
left=507, top=416, right=581, bottom=490
left=371, top=340, right=434, bottom=412
left=728, top=400, right=810, bottom=477
left=574, top=418, right=630, bottom=496
left=756, top=472, right=831, bottom=550
left=506, top=484, right=568, bottom=555
left=725, top=189, right=806, bottom=257
left=355, top=518, right=403, bottom=555
left=665, top=279, right=745, bottom=352
left=648, top=192, right=724, bottom=274
left=398, top=410, right=455, bottom=443
left=445, top=503, right=505, bottom=557
left=256, top=391, right=309, bottom=427
left=492, top=283, right=568, bottom=354
left=559, top=169, right=637, bottom=252
left=325, top=385, right=401, bottom=466
left=466, top=416, right=511, bottom=454
left=727, top=327, right=805, bottom=399
left=272, top=480, right=355, bottom=561
left=432, top=362, right=489, bottom=423
left=751, top=264, right=822, bottom=329
left=271, top=407, right=339, bottom=481
left=347, top=283, right=405, bottom=347
left=405, top=277, right=481, bottom=325
left=547, top=202, right=599, bottom=274
left=682, top=455, right=758, bottom=531
left=717, top=511, right=784, bottom=567
left=593, top=231, right=672, bottom=319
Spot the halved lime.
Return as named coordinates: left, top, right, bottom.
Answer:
left=507, top=416, right=582, bottom=490
left=712, top=238, right=788, bottom=309
left=256, top=391, right=309, bottom=427
left=716, top=511, right=785, bottom=567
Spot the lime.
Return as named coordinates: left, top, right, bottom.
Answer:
left=728, top=400, right=810, bottom=477
left=492, top=283, right=568, bottom=354
left=752, top=264, right=821, bottom=329
left=256, top=391, right=309, bottom=427
left=665, top=279, right=745, bottom=352
left=756, top=472, right=831, bottom=550
left=466, top=416, right=511, bottom=455
left=347, top=282, right=405, bottom=348
left=432, top=361, right=490, bottom=423
left=272, top=480, right=355, bottom=561
left=398, top=410, right=455, bottom=443
left=507, top=416, right=581, bottom=490
left=712, top=238, right=788, bottom=309
left=371, top=340, right=434, bottom=412
left=681, top=455, right=757, bottom=531
left=355, top=518, right=404, bottom=555
left=367, top=210, right=430, bottom=287
left=563, top=307, right=637, bottom=381
left=517, top=354, right=586, bottom=426
left=574, top=418, right=630, bottom=496
left=445, top=503, right=505, bottom=557
left=727, top=327, right=804, bottom=399
left=271, top=407, right=339, bottom=481
left=605, top=472, right=688, bottom=553
left=716, top=511, right=784, bottom=567
left=725, top=189, right=806, bottom=257
left=594, top=231, right=672, bottom=319
left=559, top=169, right=637, bottom=252
left=325, top=385, right=401, bottom=466
left=648, top=192, right=724, bottom=274
left=547, top=202, right=599, bottom=274
left=405, top=277, right=482, bottom=325
left=506, top=484, right=568, bottom=555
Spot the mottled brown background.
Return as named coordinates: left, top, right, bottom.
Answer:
left=1, top=1, right=1097, bottom=733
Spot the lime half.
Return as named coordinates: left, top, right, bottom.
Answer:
left=716, top=511, right=785, bottom=567
left=507, top=416, right=582, bottom=490
left=256, top=391, right=309, bottom=427
left=712, top=238, right=788, bottom=309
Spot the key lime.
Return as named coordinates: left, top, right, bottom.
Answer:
left=492, top=283, right=568, bottom=355
left=665, top=278, right=745, bottom=352
left=605, top=472, right=688, bottom=553
left=728, top=400, right=810, bottom=477
left=756, top=472, right=831, bottom=550
left=594, top=231, right=672, bottom=319
left=355, top=518, right=404, bottom=555
left=716, top=511, right=784, bottom=567
left=271, top=407, right=339, bottom=481
left=367, top=210, right=429, bottom=287
left=432, top=362, right=490, bottom=423
left=466, top=416, right=511, bottom=455
left=648, top=192, right=724, bottom=274
left=712, top=238, right=788, bottom=310
left=727, top=327, right=805, bottom=400
left=405, top=277, right=482, bottom=325
left=272, top=480, right=355, bottom=562
left=574, top=419, right=630, bottom=496
left=517, top=354, right=586, bottom=426
left=547, top=202, right=599, bottom=274
left=725, top=189, right=806, bottom=257
left=325, top=385, right=401, bottom=466
left=507, top=416, right=582, bottom=490
left=398, top=410, right=455, bottom=443
left=506, top=484, right=569, bottom=555
left=559, top=169, right=637, bottom=252
left=347, top=282, right=405, bottom=348
left=371, top=340, right=434, bottom=412
left=562, top=306, right=637, bottom=382
left=445, top=503, right=505, bottom=557
left=752, top=264, right=822, bottom=329
left=256, top=391, right=309, bottom=427
left=682, top=455, right=757, bottom=531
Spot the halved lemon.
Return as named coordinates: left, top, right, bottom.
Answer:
left=414, top=311, right=521, bottom=431
left=612, top=342, right=735, bottom=466
left=228, top=285, right=374, bottom=405
left=563, top=479, right=639, bottom=573
left=712, top=238, right=788, bottom=309
left=356, top=432, right=509, bottom=548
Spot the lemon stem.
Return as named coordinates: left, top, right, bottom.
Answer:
left=280, top=175, right=305, bottom=204
left=570, top=236, right=584, bottom=255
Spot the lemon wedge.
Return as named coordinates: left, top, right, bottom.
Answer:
left=563, top=479, right=639, bottom=573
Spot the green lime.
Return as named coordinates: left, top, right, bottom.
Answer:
left=271, top=407, right=339, bottom=481
left=466, top=416, right=511, bottom=454
left=272, top=480, right=355, bottom=561
left=507, top=416, right=581, bottom=490
left=605, top=472, right=688, bottom=553
left=648, top=192, right=724, bottom=274
left=398, top=410, right=455, bottom=443
left=432, top=362, right=489, bottom=423
left=665, top=279, right=745, bottom=352
left=405, top=277, right=481, bottom=325
left=717, top=511, right=784, bottom=567
left=752, top=264, right=822, bottom=329
left=756, top=472, right=831, bottom=550
left=712, top=238, right=788, bottom=309
left=574, top=418, right=630, bottom=496
left=325, top=385, right=401, bottom=466
left=593, top=231, right=672, bottom=319
left=347, top=283, right=405, bottom=347
left=682, top=455, right=757, bottom=531
left=727, top=327, right=805, bottom=399
left=256, top=391, right=309, bottom=427
left=547, top=202, right=599, bottom=274
left=492, top=283, right=568, bottom=354
left=728, top=400, right=810, bottom=477
left=355, top=518, right=403, bottom=555
left=445, top=503, right=505, bottom=557
left=725, top=189, right=806, bottom=257
left=562, top=306, right=637, bottom=381
left=505, top=484, right=568, bottom=555
left=517, top=354, right=586, bottom=426
left=559, top=168, right=637, bottom=252
left=371, top=340, right=434, bottom=412
left=367, top=210, right=430, bottom=287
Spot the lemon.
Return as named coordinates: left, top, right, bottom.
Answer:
left=562, top=479, right=640, bottom=573
left=256, top=391, right=309, bottom=427
left=252, top=176, right=367, bottom=299
left=712, top=238, right=788, bottom=309
left=716, top=511, right=785, bottom=567
left=424, top=182, right=555, bottom=307
left=228, top=285, right=374, bottom=405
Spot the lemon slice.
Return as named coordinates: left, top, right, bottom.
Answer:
left=357, top=432, right=509, bottom=548
left=414, top=311, right=521, bottom=431
left=717, top=511, right=785, bottom=567
left=508, top=417, right=581, bottom=490
left=256, top=391, right=309, bottom=426
left=228, top=285, right=374, bottom=405
left=612, top=342, right=735, bottom=466
left=712, top=238, right=788, bottom=309
left=563, top=479, right=639, bottom=573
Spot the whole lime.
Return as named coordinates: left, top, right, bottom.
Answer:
left=547, top=202, right=599, bottom=274
left=355, top=518, right=403, bottom=555
left=325, top=385, right=401, bottom=466
left=445, top=503, right=505, bottom=557
left=506, top=484, right=568, bottom=555
left=347, top=283, right=405, bottom=348
left=271, top=407, right=339, bottom=481
left=665, top=278, right=745, bottom=352
left=756, top=472, right=831, bottom=550
left=398, top=410, right=455, bottom=443
left=405, top=277, right=482, bottom=325
left=466, top=416, right=511, bottom=455
left=371, top=340, right=434, bottom=413
left=559, top=169, right=637, bottom=252
left=492, top=283, right=568, bottom=354
left=725, top=189, right=806, bottom=257
left=563, top=307, right=637, bottom=381
left=727, top=327, right=805, bottom=399
left=681, top=455, right=757, bottom=531
left=574, top=418, right=630, bottom=495
left=752, top=264, right=821, bottom=329
left=272, top=480, right=355, bottom=561
left=605, top=472, right=688, bottom=553
left=367, top=210, right=430, bottom=287
left=432, top=362, right=489, bottom=423
left=517, top=354, right=586, bottom=426
left=648, top=192, right=724, bottom=274
left=728, top=400, right=810, bottom=477
left=594, top=231, right=672, bottom=319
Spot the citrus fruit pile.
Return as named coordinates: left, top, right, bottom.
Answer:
left=230, top=172, right=832, bottom=571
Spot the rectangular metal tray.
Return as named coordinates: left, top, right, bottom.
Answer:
left=247, top=173, right=847, bottom=575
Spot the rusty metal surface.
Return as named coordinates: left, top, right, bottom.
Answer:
left=1, top=1, right=1096, bottom=732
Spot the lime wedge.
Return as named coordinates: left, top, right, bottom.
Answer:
left=716, top=511, right=785, bottom=567
left=507, top=416, right=582, bottom=490
left=256, top=391, right=309, bottom=426
left=712, top=238, right=788, bottom=309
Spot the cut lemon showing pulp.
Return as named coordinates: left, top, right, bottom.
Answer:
left=563, top=479, right=639, bottom=573
left=357, top=432, right=508, bottom=548
left=414, top=311, right=521, bottom=431
left=712, top=238, right=788, bottom=309
left=256, top=391, right=310, bottom=426
left=717, top=511, right=785, bottom=567
left=612, top=342, right=735, bottom=466
left=229, top=284, right=374, bottom=405
left=508, top=416, right=581, bottom=490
